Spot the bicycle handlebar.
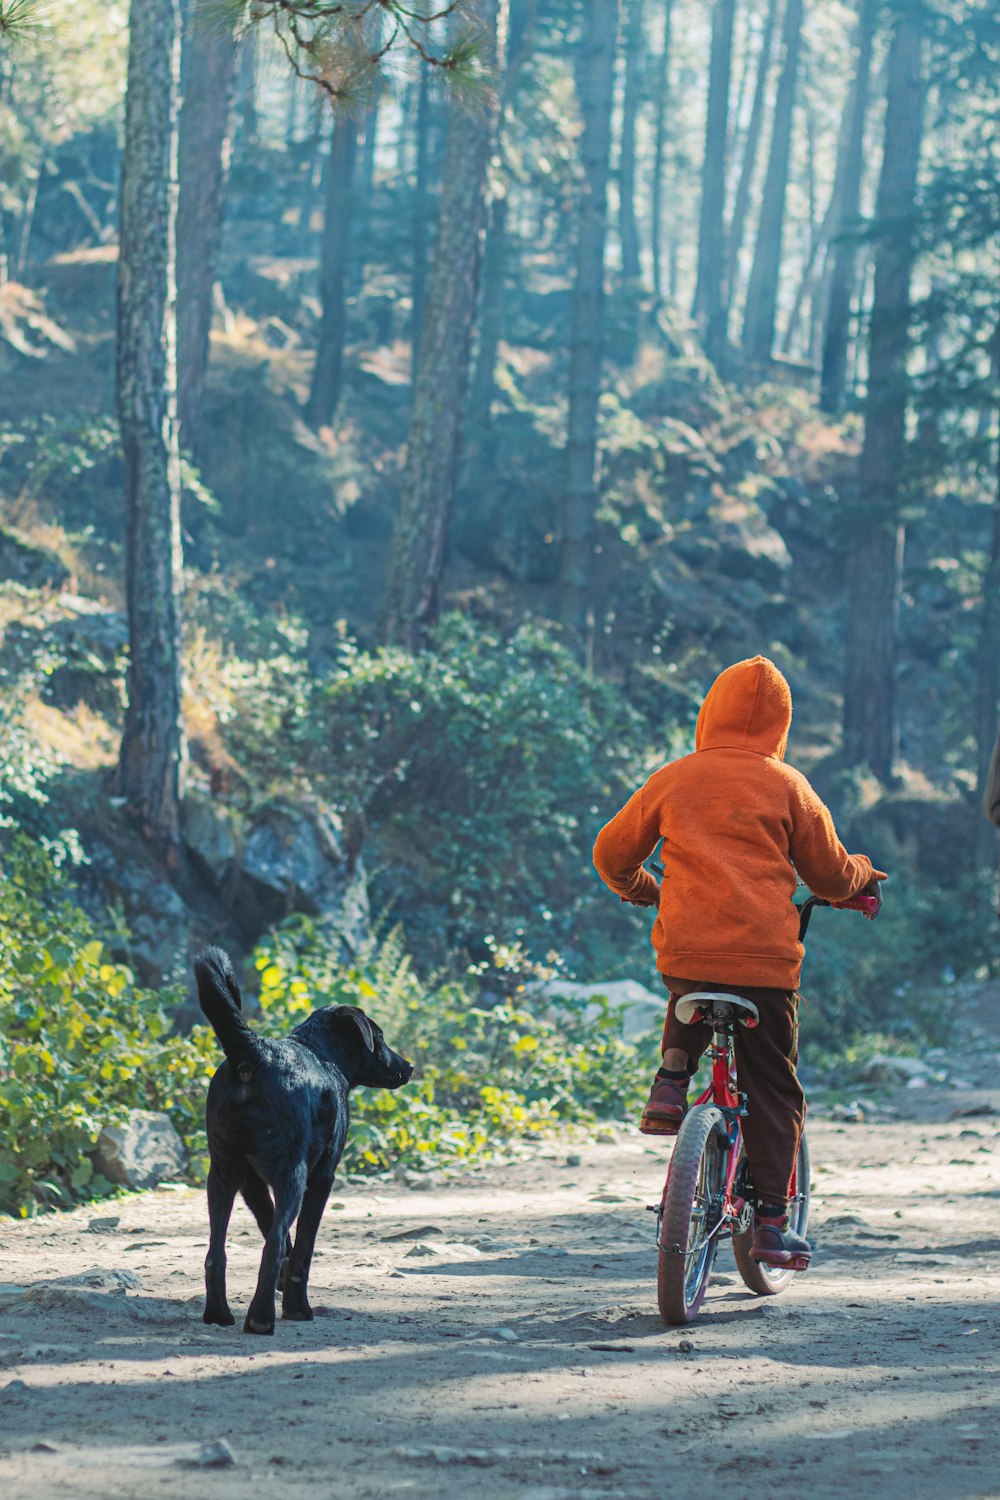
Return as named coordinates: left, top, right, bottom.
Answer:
left=796, top=890, right=880, bottom=941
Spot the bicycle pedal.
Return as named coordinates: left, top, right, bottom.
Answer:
left=751, top=1251, right=810, bottom=1271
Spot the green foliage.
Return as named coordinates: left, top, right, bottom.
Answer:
left=209, top=613, right=662, bottom=974
left=0, top=414, right=119, bottom=510
left=0, top=676, right=55, bottom=824
left=0, top=670, right=83, bottom=866
left=302, top=615, right=656, bottom=972
left=0, top=838, right=217, bottom=1217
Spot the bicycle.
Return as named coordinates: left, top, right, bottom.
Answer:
left=654, top=889, right=880, bottom=1325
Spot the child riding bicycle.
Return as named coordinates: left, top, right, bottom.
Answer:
left=593, top=656, right=886, bottom=1269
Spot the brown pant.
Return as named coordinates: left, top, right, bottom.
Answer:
left=660, top=977, right=804, bottom=1211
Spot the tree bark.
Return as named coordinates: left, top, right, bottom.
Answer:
left=381, top=0, right=503, bottom=652
left=724, top=0, right=779, bottom=308
left=975, top=327, right=1000, bottom=850
left=236, top=25, right=257, bottom=149
left=558, top=0, right=620, bottom=642
left=410, top=65, right=433, bottom=371
left=692, top=0, right=735, bottom=366
left=176, top=0, right=239, bottom=453
left=115, top=0, right=186, bottom=849
left=305, top=120, right=357, bottom=429
left=842, top=6, right=925, bottom=781
left=820, top=0, right=877, bottom=413
left=618, top=0, right=645, bottom=289
left=350, top=92, right=379, bottom=297
left=649, top=0, right=674, bottom=300
left=468, top=0, right=533, bottom=436
left=468, top=191, right=508, bottom=437
left=741, top=0, right=804, bottom=368
left=294, top=92, right=329, bottom=255
left=976, top=460, right=1000, bottom=811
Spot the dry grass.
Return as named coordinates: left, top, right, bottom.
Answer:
left=22, top=697, right=117, bottom=772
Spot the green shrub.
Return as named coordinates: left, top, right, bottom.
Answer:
left=298, top=614, right=659, bottom=974
left=0, top=837, right=216, bottom=1217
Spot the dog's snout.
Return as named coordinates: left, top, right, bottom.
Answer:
left=391, top=1053, right=414, bottom=1087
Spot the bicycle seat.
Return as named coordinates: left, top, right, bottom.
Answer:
left=674, top=992, right=760, bottom=1028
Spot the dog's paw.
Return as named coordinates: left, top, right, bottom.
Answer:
left=203, top=1306, right=236, bottom=1327
left=244, top=1313, right=276, bottom=1335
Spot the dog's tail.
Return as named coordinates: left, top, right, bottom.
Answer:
left=194, top=946, right=259, bottom=1064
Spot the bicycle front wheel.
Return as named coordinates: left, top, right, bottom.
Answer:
left=657, top=1105, right=728, bottom=1325
left=732, top=1130, right=811, bottom=1296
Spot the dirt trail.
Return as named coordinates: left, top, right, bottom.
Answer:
left=2, top=1087, right=999, bottom=1500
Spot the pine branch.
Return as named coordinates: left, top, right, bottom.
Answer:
left=0, top=0, right=50, bottom=48
left=244, top=0, right=486, bottom=106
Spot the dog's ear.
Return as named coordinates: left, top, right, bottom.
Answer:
left=330, top=1005, right=375, bottom=1052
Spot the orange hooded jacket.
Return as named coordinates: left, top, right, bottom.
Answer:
left=593, top=656, right=885, bottom=990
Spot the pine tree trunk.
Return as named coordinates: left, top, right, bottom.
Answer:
left=820, top=0, right=877, bottom=413
left=236, top=27, right=257, bottom=148
left=350, top=94, right=379, bottom=297
left=294, top=93, right=328, bottom=255
left=305, top=121, right=357, bottom=429
left=976, top=465, right=1000, bottom=806
left=618, top=0, right=645, bottom=289
left=649, top=0, right=674, bottom=300
left=692, top=0, right=735, bottom=366
left=975, top=328, right=1000, bottom=856
left=468, top=0, right=532, bottom=438
left=842, top=8, right=925, bottom=781
left=741, top=0, right=804, bottom=368
left=558, top=0, right=620, bottom=641
left=780, top=178, right=836, bottom=357
left=724, top=0, right=779, bottom=306
left=410, top=66, right=433, bottom=371
left=381, top=0, right=503, bottom=651
left=176, top=0, right=238, bottom=453
left=468, top=191, right=508, bottom=435
left=115, top=0, right=186, bottom=850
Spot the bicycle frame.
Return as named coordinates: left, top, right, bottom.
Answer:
left=655, top=1018, right=754, bottom=1257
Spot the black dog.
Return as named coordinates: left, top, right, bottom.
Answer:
left=195, top=946, right=413, bottom=1334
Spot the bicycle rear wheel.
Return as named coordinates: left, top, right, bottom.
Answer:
left=732, top=1130, right=811, bottom=1296
left=657, top=1105, right=728, bottom=1325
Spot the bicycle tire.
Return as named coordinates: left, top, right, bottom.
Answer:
left=732, top=1130, right=811, bottom=1296
left=657, top=1105, right=728, bottom=1325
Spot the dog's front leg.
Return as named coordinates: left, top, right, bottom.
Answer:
left=203, top=1167, right=238, bottom=1327
left=282, top=1166, right=335, bottom=1322
left=245, top=1169, right=306, bottom=1335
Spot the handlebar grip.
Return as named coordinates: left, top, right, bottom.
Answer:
left=830, top=893, right=880, bottom=919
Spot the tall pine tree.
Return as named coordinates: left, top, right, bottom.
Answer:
left=115, top=0, right=186, bottom=848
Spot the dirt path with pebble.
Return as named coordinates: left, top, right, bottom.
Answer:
left=2, top=1074, right=1000, bottom=1500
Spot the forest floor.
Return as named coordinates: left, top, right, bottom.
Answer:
left=2, top=1077, right=1000, bottom=1500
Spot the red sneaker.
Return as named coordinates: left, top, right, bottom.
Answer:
left=639, top=1071, right=690, bottom=1136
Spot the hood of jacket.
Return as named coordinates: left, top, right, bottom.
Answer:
left=694, top=656, right=792, bottom=760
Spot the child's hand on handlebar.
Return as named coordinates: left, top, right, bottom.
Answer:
left=831, top=872, right=886, bottom=920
